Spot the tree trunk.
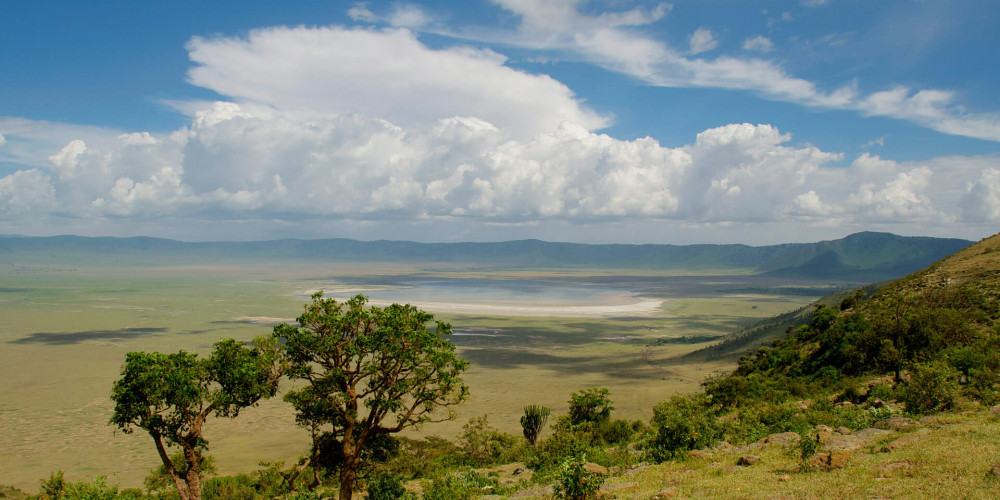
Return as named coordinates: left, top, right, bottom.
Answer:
left=339, top=460, right=357, bottom=500
left=339, top=421, right=358, bottom=500
left=183, top=443, right=203, bottom=500
left=152, top=434, right=192, bottom=500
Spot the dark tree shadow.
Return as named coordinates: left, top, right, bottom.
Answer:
left=9, top=327, right=168, bottom=345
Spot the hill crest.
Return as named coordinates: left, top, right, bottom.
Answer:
left=0, top=232, right=972, bottom=282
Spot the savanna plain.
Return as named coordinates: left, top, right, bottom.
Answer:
left=0, top=258, right=841, bottom=491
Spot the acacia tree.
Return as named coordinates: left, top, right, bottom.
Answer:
left=110, top=337, right=282, bottom=500
left=273, top=293, right=469, bottom=500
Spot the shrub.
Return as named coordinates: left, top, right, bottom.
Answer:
left=899, top=361, right=961, bottom=415
left=457, top=416, right=524, bottom=467
left=0, top=484, right=28, bottom=500
left=945, top=346, right=988, bottom=377
left=838, top=385, right=864, bottom=404
left=647, top=395, right=720, bottom=461
left=867, top=382, right=894, bottom=402
left=797, top=431, right=819, bottom=462
left=201, top=475, right=258, bottom=500
left=365, top=472, right=414, bottom=500
left=384, top=436, right=462, bottom=480
left=526, top=419, right=592, bottom=475
left=553, top=454, right=603, bottom=500
left=36, top=473, right=139, bottom=500
left=421, top=471, right=501, bottom=500
left=966, top=367, right=1000, bottom=405
left=599, top=418, right=635, bottom=444
left=568, top=388, right=614, bottom=425
left=288, top=491, right=323, bottom=500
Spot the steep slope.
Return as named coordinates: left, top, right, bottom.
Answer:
left=757, top=231, right=972, bottom=281
left=704, top=231, right=1000, bottom=411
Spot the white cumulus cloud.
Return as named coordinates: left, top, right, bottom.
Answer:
left=960, top=169, right=1000, bottom=222
left=1, top=105, right=997, bottom=242
left=184, top=26, right=608, bottom=140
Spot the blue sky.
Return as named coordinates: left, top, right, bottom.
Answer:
left=1, top=0, right=998, bottom=244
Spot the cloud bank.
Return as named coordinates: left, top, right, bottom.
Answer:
left=1, top=100, right=996, bottom=242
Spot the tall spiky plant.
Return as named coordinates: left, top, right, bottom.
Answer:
left=520, top=405, right=551, bottom=446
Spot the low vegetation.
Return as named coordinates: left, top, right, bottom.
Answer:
left=4, top=233, right=1000, bottom=498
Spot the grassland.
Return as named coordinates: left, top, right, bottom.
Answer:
left=481, top=407, right=1000, bottom=499
left=0, top=259, right=846, bottom=491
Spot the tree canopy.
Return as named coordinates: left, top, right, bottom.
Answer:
left=109, top=338, right=281, bottom=500
left=273, top=292, right=469, bottom=500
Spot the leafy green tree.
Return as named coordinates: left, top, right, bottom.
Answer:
left=274, top=293, right=469, bottom=500
left=110, top=338, right=282, bottom=500
left=520, top=405, right=550, bottom=445
left=568, top=388, right=613, bottom=425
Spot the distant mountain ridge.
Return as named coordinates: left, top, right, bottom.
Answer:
left=0, top=232, right=972, bottom=282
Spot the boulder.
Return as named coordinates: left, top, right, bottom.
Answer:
left=886, top=434, right=920, bottom=451
left=876, top=416, right=917, bottom=431
left=816, top=430, right=836, bottom=444
left=763, top=432, right=801, bottom=446
left=852, top=428, right=893, bottom=440
left=808, top=450, right=850, bottom=469
left=651, top=486, right=679, bottom=498
left=585, top=463, right=609, bottom=475
left=829, top=450, right=850, bottom=468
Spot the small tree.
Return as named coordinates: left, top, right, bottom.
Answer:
left=110, top=338, right=282, bottom=500
left=520, top=405, right=550, bottom=445
left=553, top=453, right=604, bottom=500
left=274, top=293, right=469, bottom=500
left=568, top=387, right=613, bottom=425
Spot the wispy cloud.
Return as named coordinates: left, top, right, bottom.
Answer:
left=742, top=35, right=774, bottom=53
left=443, top=1, right=1000, bottom=142
left=688, top=28, right=718, bottom=55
